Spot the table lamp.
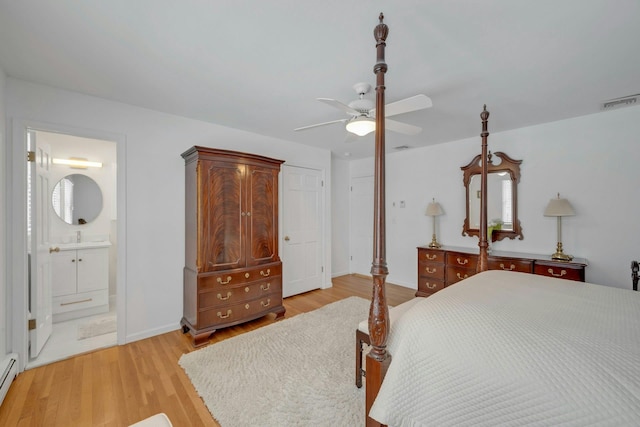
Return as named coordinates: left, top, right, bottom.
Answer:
left=426, top=198, right=444, bottom=248
left=544, top=193, right=575, bottom=261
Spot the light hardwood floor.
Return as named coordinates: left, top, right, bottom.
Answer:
left=0, top=275, right=415, bottom=427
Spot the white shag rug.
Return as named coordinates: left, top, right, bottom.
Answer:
left=77, top=314, right=117, bottom=340
left=179, top=296, right=369, bottom=427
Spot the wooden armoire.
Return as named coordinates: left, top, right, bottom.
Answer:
left=180, top=146, right=285, bottom=347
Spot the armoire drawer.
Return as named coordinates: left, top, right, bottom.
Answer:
left=198, top=293, right=279, bottom=327
left=199, top=263, right=282, bottom=291
left=199, top=277, right=282, bottom=309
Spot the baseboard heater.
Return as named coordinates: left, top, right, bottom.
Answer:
left=0, top=353, right=19, bottom=408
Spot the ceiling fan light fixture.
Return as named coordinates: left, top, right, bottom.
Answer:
left=346, top=117, right=375, bottom=136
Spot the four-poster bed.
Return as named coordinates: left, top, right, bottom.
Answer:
left=365, top=14, right=639, bottom=427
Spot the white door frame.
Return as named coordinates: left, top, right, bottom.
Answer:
left=279, top=163, right=328, bottom=293
left=7, top=118, right=127, bottom=372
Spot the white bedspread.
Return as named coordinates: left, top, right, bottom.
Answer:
left=370, top=270, right=640, bottom=426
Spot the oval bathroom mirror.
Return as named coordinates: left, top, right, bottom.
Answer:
left=51, top=174, right=103, bottom=225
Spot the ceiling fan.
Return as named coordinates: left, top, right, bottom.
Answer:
left=295, top=82, right=432, bottom=137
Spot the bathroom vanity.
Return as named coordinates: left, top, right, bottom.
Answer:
left=50, top=241, right=111, bottom=322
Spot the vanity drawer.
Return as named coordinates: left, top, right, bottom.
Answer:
left=417, top=248, right=445, bottom=263
left=446, top=266, right=476, bottom=285
left=488, top=258, right=533, bottom=273
left=53, top=289, right=109, bottom=314
left=198, top=293, right=279, bottom=327
left=446, top=252, right=478, bottom=270
left=534, top=264, right=584, bottom=282
left=199, top=263, right=282, bottom=291
left=199, top=277, right=282, bottom=309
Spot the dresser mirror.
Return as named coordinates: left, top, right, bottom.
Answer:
left=51, top=174, right=103, bottom=225
left=461, top=151, right=523, bottom=241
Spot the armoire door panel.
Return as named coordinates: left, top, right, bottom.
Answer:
left=246, top=166, right=279, bottom=266
left=203, top=163, right=245, bottom=271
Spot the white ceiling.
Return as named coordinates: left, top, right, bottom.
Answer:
left=1, top=1, right=639, bottom=159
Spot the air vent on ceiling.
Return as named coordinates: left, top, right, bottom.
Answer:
left=600, top=94, right=639, bottom=110
left=394, top=145, right=411, bottom=151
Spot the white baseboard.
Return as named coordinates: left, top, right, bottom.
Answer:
left=125, top=323, right=180, bottom=344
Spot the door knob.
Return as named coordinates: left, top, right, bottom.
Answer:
left=284, top=236, right=290, bottom=241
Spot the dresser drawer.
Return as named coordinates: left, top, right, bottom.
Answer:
left=417, top=277, right=445, bottom=295
left=199, top=263, right=282, bottom=291
left=534, top=264, right=584, bottom=282
left=447, top=266, right=476, bottom=285
left=199, top=293, right=279, bottom=326
left=199, top=277, right=282, bottom=309
left=418, top=261, right=445, bottom=280
left=446, top=252, right=478, bottom=270
left=418, top=248, right=445, bottom=263
left=488, top=258, right=533, bottom=273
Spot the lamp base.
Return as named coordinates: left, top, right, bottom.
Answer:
left=551, top=242, right=573, bottom=261
left=428, top=234, right=441, bottom=249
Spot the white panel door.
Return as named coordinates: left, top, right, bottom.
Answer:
left=350, top=176, right=374, bottom=276
left=282, top=166, right=323, bottom=298
left=29, top=135, right=53, bottom=358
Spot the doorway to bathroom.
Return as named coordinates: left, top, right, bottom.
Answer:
left=25, top=129, right=119, bottom=369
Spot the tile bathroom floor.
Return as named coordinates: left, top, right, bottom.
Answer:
left=26, top=303, right=117, bottom=369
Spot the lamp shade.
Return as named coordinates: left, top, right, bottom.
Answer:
left=345, top=117, right=375, bottom=136
left=544, top=194, right=575, bottom=217
left=425, top=200, right=444, bottom=216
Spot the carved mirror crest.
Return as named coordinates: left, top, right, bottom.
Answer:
left=461, top=151, right=523, bottom=241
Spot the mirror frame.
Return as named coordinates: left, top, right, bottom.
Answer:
left=461, top=151, right=524, bottom=241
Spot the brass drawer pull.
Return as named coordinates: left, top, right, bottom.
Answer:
left=60, top=298, right=92, bottom=306
left=217, top=292, right=232, bottom=301
left=49, top=247, right=60, bottom=253
left=217, top=276, right=232, bottom=285
left=456, top=273, right=469, bottom=280
left=425, top=267, right=436, bottom=274
left=425, top=253, right=436, bottom=260
left=260, top=269, right=271, bottom=277
left=245, top=287, right=250, bottom=293
left=425, top=282, right=436, bottom=289
left=456, top=258, right=469, bottom=265
left=500, top=263, right=515, bottom=271
left=217, top=310, right=232, bottom=319
left=245, top=304, right=250, bottom=309
left=245, top=273, right=250, bottom=278
left=261, top=282, right=271, bottom=291
left=261, top=298, right=271, bottom=308
left=548, top=269, right=567, bottom=278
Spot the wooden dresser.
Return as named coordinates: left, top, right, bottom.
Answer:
left=417, top=245, right=588, bottom=297
left=181, top=147, right=285, bottom=347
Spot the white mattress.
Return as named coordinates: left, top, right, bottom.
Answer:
left=369, top=270, right=640, bottom=426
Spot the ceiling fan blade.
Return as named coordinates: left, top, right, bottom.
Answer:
left=294, top=118, right=347, bottom=132
left=317, top=98, right=360, bottom=116
left=385, top=119, right=422, bottom=135
left=371, top=94, right=433, bottom=118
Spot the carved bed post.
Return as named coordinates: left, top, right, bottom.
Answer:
left=366, top=13, right=391, bottom=427
left=477, top=105, right=490, bottom=272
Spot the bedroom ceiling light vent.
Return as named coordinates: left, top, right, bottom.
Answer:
left=600, top=94, right=639, bottom=110
left=394, top=145, right=411, bottom=150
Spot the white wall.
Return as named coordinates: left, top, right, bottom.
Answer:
left=348, top=105, right=640, bottom=290
left=6, top=78, right=332, bottom=346
left=0, top=66, right=6, bottom=357
left=331, top=157, right=350, bottom=277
